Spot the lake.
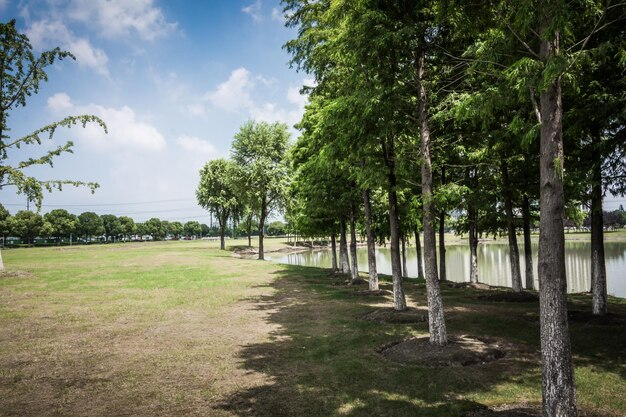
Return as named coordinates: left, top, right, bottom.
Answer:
left=266, top=240, right=626, bottom=298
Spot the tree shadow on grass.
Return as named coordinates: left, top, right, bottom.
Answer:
left=216, top=265, right=546, bottom=417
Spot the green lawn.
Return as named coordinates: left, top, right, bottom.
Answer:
left=0, top=241, right=624, bottom=416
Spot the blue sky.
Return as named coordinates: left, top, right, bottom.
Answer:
left=1, top=0, right=311, bottom=223
left=1, top=0, right=624, bottom=223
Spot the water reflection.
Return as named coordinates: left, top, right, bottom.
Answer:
left=266, top=241, right=626, bottom=297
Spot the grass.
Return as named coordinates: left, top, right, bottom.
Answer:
left=0, top=240, right=624, bottom=416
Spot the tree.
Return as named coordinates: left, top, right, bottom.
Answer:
left=184, top=221, right=202, bottom=238
left=77, top=212, right=104, bottom=241
left=43, top=209, right=77, bottom=244
left=118, top=216, right=136, bottom=241
left=0, top=204, right=13, bottom=266
left=197, top=158, right=240, bottom=250
left=231, top=121, right=290, bottom=260
left=101, top=214, right=122, bottom=242
left=169, top=221, right=184, bottom=239
left=144, top=218, right=165, bottom=240
left=0, top=20, right=106, bottom=266
left=267, top=221, right=287, bottom=236
left=135, top=223, right=147, bottom=240
left=10, top=210, right=43, bottom=244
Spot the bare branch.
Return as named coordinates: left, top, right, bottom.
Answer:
left=505, top=22, right=540, bottom=59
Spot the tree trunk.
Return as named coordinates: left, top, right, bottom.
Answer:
left=0, top=249, right=4, bottom=270
left=219, top=224, right=226, bottom=250
left=418, top=40, right=447, bottom=345
left=384, top=136, right=407, bottom=311
left=349, top=204, right=359, bottom=282
left=363, top=188, right=379, bottom=290
left=339, top=217, right=350, bottom=274
left=401, top=234, right=407, bottom=277
left=469, top=207, right=479, bottom=284
left=501, top=160, right=524, bottom=292
left=247, top=214, right=252, bottom=248
left=258, top=199, right=267, bottom=260
left=522, top=194, right=535, bottom=290
left=439, top=167, right=446, bottom=281
left=590, top=146, right=607, bottom=315
left=438, top=211, right=446, bottom=281
left=414, top=226, right=424, bottom=279
left=537, top=18, right=578, bottom=416
left=331, top=233, right=338, bottom=272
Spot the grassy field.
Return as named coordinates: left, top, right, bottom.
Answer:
left=0, top=240, right=624, bottom=416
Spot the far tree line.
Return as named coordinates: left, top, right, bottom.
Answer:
left=0, top=204, right=290, bottom=245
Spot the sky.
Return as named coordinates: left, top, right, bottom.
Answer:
left=1, top=0, right=624, bottom=224
left=0, top=0, right=311, bottom=224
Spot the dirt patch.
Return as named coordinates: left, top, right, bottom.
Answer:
left=362, top=307, right=427, bottom=324
left=477, top=291, right=539, bottom=303
left=0, top=270, right=34, bottom=279
left=464, top=404, right=540, bottom=416
left=465, top=404, right=619, bottom=417
left=380, top=335, right=508, bottom=366
left=446, top=281, right=492, bottom=290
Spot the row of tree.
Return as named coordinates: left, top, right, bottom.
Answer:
left=195, top=2, right=624, bottom=415
left=0, top=204, right=292, bottom=245
left=0, top=206, right=206, bottom=244
left=278, top=1, right=625, bottom=416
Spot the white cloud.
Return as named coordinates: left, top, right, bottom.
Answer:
left=67, top=0, right=177, bottom=40
left=204, top=67, right=253, bottom=112
left=242, top=0, right=263, bottom=22
left=47, top=92, right=73, bottom=112
left=0, top=0, right=8, bottom=11
left=47, top=93, right=166, bottom=152
left=177, top=135, right=217, bottom=156
left=271, top=7, right=285, bottom=23
left=200, top=69, right=311, bottom=130
left=26, top=20, right=109, bottom=77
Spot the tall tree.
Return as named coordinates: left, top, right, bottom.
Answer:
left=0, top=20, right=105, bottom=268
left=101, top=214, right=122, bottom=242
left=231, top=121, right=291, bottom=260
left=197, top=158, right=241, bottom=250
left=10, top=210, right=43, bottom=244
left=77, top=212, right=104, bottom=241
left=118, top=216, right=136, bottom=241
left=43, top=209, right=77, bottom=244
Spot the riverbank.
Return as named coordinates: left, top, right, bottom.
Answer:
left=0, top=241, right=624, bottom=416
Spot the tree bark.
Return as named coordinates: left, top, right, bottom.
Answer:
left=363, top=188, right=379, bottom=290
left=522, top=194, right=535, bottom=290
left=590, top=146, right=607, bottom=315
left=469, top=207, right=479, bottom=284
left=439, top=167, right=446, bottom=281
left=438, top=211, right=446, bottom=281
left=414, top=226, right=424, bottom=279
left=418, top=40, right=447, bottom=345
left=537, top=17, right=578, bottom=416
left=339, top=217, right=350, bottom=274
left=218, top=210, right=227, bottom=250
left=247, top=214, right=252, bottom=248
left=349, top=203, right=359, bottom=282
left=331, top=233, right=338, bottom=272
left=401, top=234, right=407, bottom=277
left=501, top=160, right=524, bottom=292
left=383, top=136, right=407, bottom=311
left=258, top=199, right=267, bottom=260
left=219, top=224, right=226, bottom=250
